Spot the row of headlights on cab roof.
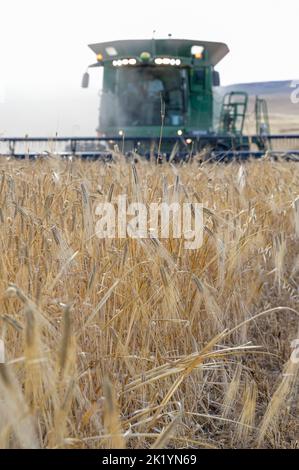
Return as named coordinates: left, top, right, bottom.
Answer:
left=111, top=57, right=182, bottom=67
left=96, top=46, right=204, bottom=65
left=96, top=54, right=182, bottom=67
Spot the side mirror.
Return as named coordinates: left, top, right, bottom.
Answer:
left=81, top=72, right=90, bottom=89
left=213, top=71, right=220, bottom=87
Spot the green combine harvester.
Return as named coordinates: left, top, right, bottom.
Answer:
left=80, top=37, right=276, bottom=159
left=1, top=37, right=298, bottom=160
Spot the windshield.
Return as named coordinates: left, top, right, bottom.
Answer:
left=103, top=66, right=188, bottom=128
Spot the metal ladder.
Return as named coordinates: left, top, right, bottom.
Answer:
left=219, top=92, right=248, bottom=135
left=255, top=96, right=272, bottom=151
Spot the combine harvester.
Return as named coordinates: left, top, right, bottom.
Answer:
left=1, top=38, right=299, bottom=161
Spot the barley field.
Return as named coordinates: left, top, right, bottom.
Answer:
left=0, top=155, right=298, bottom=449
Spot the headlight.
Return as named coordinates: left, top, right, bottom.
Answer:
left=154, top=57, right=181, bottom=66
left=113, top=58, right=137, bottom=66
left=191, top=45, right=204, bottom=59
left=140, top=51, right=151, bottom=62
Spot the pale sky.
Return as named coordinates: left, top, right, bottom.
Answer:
left=0, top=0, right=298, bottom=135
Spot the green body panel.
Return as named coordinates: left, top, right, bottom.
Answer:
left=188, top=67, right=213, bottom=132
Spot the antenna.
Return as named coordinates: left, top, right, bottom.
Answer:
left=151, top=30, right=156, bottom=56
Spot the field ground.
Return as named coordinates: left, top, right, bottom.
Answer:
left=0, top=155, right=298, bottom=449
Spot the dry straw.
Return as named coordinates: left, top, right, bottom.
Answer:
left=0, top=157, right=298, bottom=449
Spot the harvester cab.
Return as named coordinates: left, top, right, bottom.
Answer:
left=82, top=38, right=235, bottom=154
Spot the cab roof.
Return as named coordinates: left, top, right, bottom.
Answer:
left=89, top=38, right=229, bottom=66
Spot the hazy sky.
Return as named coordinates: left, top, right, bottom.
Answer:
left=0, top=0, right=298, bottom=135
